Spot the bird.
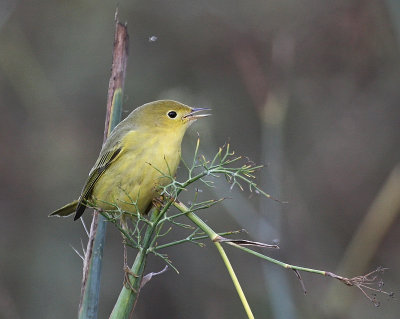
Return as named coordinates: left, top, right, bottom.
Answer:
left=50, top=100, right=210, bottom=221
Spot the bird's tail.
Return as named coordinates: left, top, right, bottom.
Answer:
left=49, top=200, right=79, bottom=217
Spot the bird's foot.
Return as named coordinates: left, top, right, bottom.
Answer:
left=152, top=195, right=165, bottom=209
left=122, top=243, right=138, bottom=292
left=123, top=265, right=139, bottom=292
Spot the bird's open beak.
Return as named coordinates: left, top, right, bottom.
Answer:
left=184, top=107, right=212, bottom=121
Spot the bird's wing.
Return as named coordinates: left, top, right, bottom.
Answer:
left=74, top=146, right=123, bottom=220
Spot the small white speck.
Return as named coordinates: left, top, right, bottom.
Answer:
left=148, top=36, right=158, bottom=42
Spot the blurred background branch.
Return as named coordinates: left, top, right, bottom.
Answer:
left=324, top=164, right=400, bottom=316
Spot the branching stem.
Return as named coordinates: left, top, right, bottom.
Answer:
left=106, top=139, right=392, bottom=317
left=173, top=200, right=255, bottom=319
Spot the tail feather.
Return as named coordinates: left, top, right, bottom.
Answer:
left=73, top=202, right=87, bottom=221
left=49, top=200, right=79, bottom=217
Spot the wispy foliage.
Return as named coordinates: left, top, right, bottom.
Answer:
left=96, top=139, right=393, bottom=318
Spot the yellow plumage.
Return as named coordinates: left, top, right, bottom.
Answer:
left=50, top=100, right=209, bottom=220
left=91, top=129, right=182, bottom=214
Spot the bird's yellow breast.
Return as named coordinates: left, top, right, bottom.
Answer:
left=90, top=128, right=183, bottom=214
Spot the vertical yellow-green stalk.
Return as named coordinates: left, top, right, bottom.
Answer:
left=173, top=201, right=255, bottom=319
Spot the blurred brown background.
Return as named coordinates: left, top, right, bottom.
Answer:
left=1, top=1, right=399, bottom=318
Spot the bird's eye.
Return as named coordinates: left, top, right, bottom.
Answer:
left=167, top=111, right=177, bottom=119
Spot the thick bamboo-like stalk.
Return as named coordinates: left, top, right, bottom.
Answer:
left=78, top=18, right=129, bottom=319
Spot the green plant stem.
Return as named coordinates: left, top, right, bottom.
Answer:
left=173, top=201, right=255, bottom=319
left=109, top=200, right=175, bottom=317
left=174, top=200, right=340, bottom=279
left=214, top=242, right=255, bottom=319
left=174, top=198, right=388, bottom=306
left=153, top=230, right=240, bottom=250
left=172, top=200, right=350, bottom=318
left=109, top=216, right=155, bottom=319
left=226, top=242, right=327, bottom=276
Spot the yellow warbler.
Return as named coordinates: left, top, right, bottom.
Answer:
left=50, top=100, right=210, bottom=220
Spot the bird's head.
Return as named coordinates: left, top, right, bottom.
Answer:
left=130, top=100, right=211, bottom=132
